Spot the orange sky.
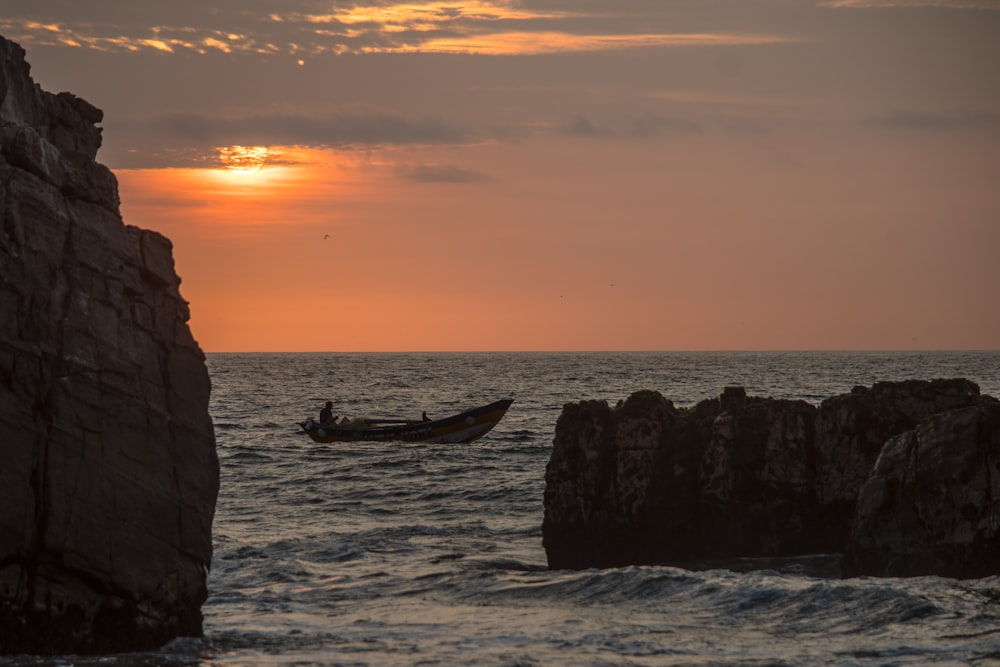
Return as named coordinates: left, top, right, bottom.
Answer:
left=5, top=1, right=1000, bottom=351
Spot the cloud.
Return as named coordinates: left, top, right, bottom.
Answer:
left=0, top=2, right=799, bottom=57
left=559, top=114, right=612, bottom=137
left=96, top=111, right=476, bottom=168
left=555, top=113, right=704, bottom=139
left=869, top=109, right=1000, bottom=130
left=628, top=113, right=702, bottom=138
left=146, top=111, right=469, bottom=146
left=819, top=0, right=1000, bottom=9
left=382, top=31, right=795, bottom=56
left=395, top=164, right=490, bottom=183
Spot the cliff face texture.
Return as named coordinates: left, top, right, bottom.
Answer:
left=0, top=36, right=219, bottom=653
left=543, top=380, right=1000, bottom=578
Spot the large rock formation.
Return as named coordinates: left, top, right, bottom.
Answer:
left=0, top=36, right=219, bottom=653
left=843, top=401, right=1000, bottom=578
left=543, top=379, right=998, bottom=578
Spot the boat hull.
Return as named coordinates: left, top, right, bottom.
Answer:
left=300, top=398, right=513, bottom=444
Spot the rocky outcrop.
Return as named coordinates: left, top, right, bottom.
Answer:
left=0, top=35, right=219, bottom=654
left=543, top=379, right=997, bottom=577
left=843, top=401, right=1000, bottom=578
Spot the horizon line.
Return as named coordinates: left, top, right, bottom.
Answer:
left=202, top=348, right=1000, bottom=354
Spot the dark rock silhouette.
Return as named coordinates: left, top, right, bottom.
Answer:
left=543, top=379, right=997, bottom=578
left=0, top=36, right=219, bottom=653
left=843, top=400, right=1000, bottom=578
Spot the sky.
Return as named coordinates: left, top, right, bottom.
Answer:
left=3, top=0, right=999, bottom=352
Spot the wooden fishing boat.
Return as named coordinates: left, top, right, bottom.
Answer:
left=299, top=398, right=513, bottom=444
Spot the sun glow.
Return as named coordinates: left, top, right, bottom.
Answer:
left=121, top=146, right=366, bottom=233
left=218, top=145, right=275, bottom=173
left=200, top=145, right=336, bottom=195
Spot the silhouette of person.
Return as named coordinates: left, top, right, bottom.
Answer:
left=319, top=401, right=338, bottom=425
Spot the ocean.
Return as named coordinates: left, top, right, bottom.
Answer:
left=9, top=351, right=1000, bottom=666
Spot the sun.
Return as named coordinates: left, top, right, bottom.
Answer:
left=217, top=145, right=275, bottom=173
left=208, top=145, right=296, bottom=189
left=200, top=145, right=324, bottom=195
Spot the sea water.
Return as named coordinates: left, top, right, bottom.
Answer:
left=7, top=351, right=1000, bottom=666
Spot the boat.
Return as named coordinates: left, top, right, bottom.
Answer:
left=299, top=398, right=514, bottom=444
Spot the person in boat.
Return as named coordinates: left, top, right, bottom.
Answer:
left=319, top=401, right=338, bottom=425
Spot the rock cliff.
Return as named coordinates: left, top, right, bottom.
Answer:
left=0, top=35, right=219, bottom=653
left=543, top=379, right=999, bottom=578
